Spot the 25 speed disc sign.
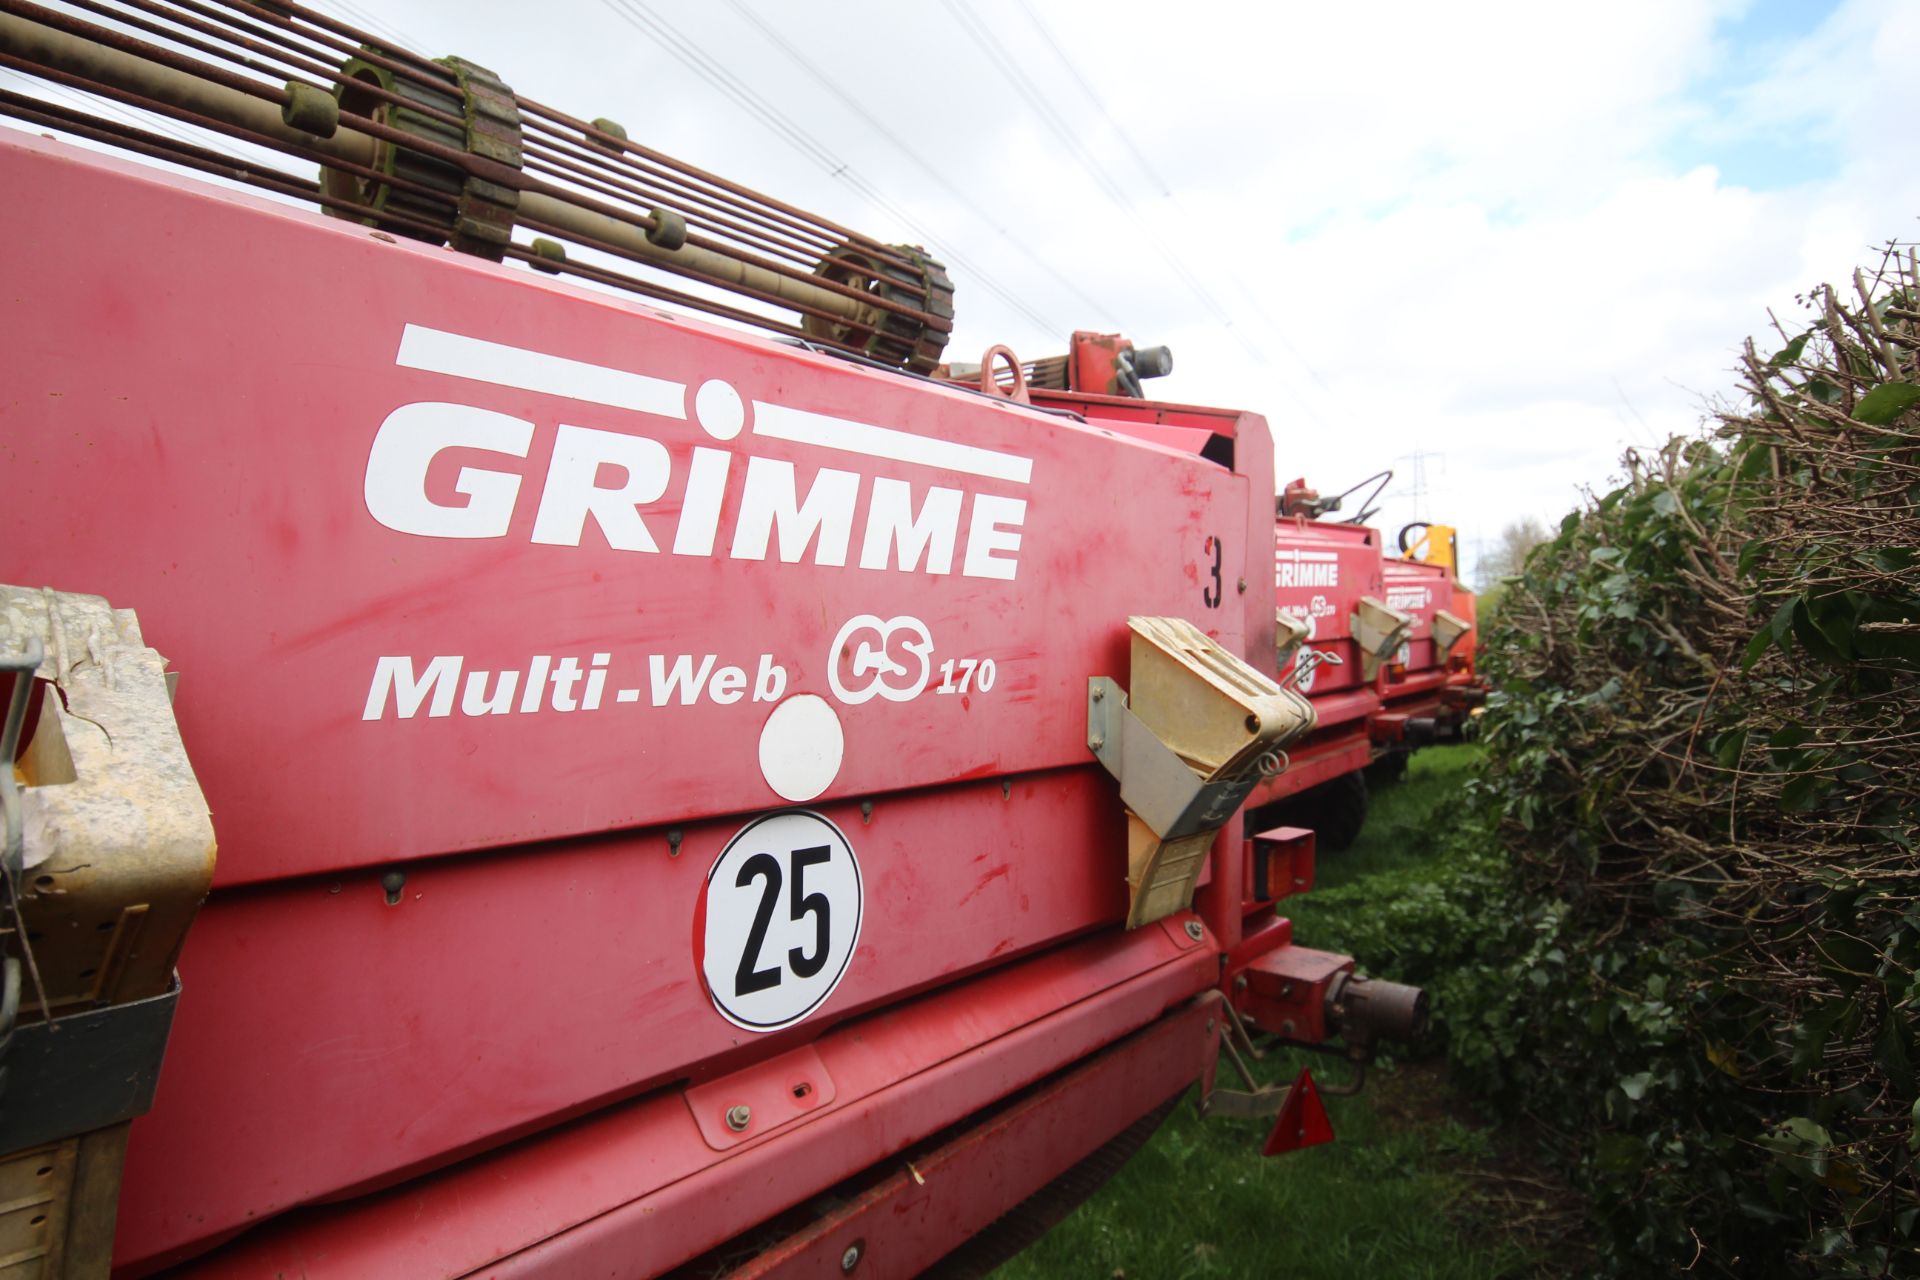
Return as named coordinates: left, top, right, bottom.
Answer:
left=700, top=811, right=863, bottom=1032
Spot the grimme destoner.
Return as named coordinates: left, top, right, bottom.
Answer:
left=0, top=5, right=1462, bottom=1275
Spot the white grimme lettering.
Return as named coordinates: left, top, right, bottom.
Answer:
left=531, top=424, right=672, bottom=550
left=672, top=447, right=732, bottom=557
left=1387, top=587, right=1432, bottom=611
left=963, top=494, right=1026, bottom=581
left=730, top=457, right=860, bottom=566
left=364, top=403, right=533, bottom=538
left=364, top=403, right=1027, bottom=578
left=860, top=477, right=960, bottom=574
left=363, top=653, right=615, bottom=720
left=1278, top=563, right=1339, bottom=588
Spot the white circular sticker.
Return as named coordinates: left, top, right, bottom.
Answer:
left=757, top=694, right=844, bottom=803
left=701, top=811, right=863, bottom=1032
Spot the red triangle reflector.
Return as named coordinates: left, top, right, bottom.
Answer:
left=1262, top=1068, right=1335, bottom=1156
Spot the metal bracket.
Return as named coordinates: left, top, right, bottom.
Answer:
left=0, top=976, right=180, bottom=1152
left=1203, top=1083, right=1294, bottom=1119
left=2, top=637, right=42, bottom=890
left=1274, top=609, right=1310, bottom=668
left=1087, top=679, right=1276, bottom=842
left=1351, top=596, right=1415, bottom=681
left=1432, top=608, right=1473, bottom=654
left=1199, top=1026, right=1309, bottom=1118
left=1088, top=617, right=1318, bottom=929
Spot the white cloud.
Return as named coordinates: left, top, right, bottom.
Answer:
left=17, top=0, right=1912, bottom=583
left=460, top=0, right=1920, bottom=577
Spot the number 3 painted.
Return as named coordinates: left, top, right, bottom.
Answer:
left=1203, top=534, right=1223, bottom=608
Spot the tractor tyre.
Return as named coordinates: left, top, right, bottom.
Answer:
left=920, top=1094, right=1180, bottom=1278
left=1309, top=769, right=1370, bottom=852
left=1247, top=769, right=1371, bottom=854
left=1366, top=750, right=1410, bottom=788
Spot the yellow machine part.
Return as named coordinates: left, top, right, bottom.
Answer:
left=1, top=586, right=216, bottom=1279
left=1404, top=523, right=1460, bottom=575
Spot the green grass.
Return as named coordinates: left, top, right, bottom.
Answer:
left=996, top=745, right=1526, bottom=1280
left=1318, top=746, right=1486, bottom=891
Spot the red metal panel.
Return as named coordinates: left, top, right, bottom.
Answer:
left=712, top=999, right=1216, bottom=1280
left=0, top=129, right=1254, bottom=890
left=1380, top=670, right=1452, bottom=701
left=1227, top=914, right=1292, bottom=977
left=1273, top=519, right=1381, bottom=696
left=1028, top=388, right=1250, bottom=432
left=1370, top=710, right=1414, bottom=743
left=1293, top=687, right=1379, bottom=732
left=170, top=927, right=1218, bottom=1278
left=1382, top=557, right=1452, bottom=674
left=116, top=775, right=1137, bottom=1270
left=0, top=130, right=1325, bottom=1275
left=1244, top=733, right=1371, bottom=809
left=0, top=130, right=1293, bottom=1270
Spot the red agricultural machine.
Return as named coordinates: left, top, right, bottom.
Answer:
left=0, top=6, right=1439, bottom=1276
left=1244, top=482, right=1486, bottom=852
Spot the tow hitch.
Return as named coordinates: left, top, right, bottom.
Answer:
left=1204, top=932, right=1430, bottom=1154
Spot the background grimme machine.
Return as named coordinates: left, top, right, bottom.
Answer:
left=1249, top=482, right=1486, bottom=852
left=0, top=5, right=1438, bottom=1275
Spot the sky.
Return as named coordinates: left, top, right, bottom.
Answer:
left=10, top=0, right=1918, bottom=582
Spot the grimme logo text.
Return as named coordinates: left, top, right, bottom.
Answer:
left=364, top=326, right=1032, bottom=581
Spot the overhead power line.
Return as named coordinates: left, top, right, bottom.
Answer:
left=719, top=0, right=1123, bottom=333
left=598, top=0, right=1070, bottom=339
left=936, top=0, right=1262, bottom=366
left=314, top=0, right=425, bottom=60
left=1005, top=0, right=1174, bottom=198
left=967, top=0, right=1344, bottom=426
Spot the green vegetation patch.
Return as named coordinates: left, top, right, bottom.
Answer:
left=1459, top=249, right=1920, bottom=1277
left=995, top=1057, right=1527, bottom=1280
left=1000, top=747, right=1542, bottom=1280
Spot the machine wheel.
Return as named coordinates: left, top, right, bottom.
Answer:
left=1310, top=770, right=1370, bottom=851
left=918, top=1094, right=1180, bottom=1278
left=1366, top=750, right=1410, bottom=788
left=1254, top=770, right=1371, bottom=853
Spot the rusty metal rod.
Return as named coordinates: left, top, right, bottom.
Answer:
left=500, top=240, right=836, bottom=349
left=0, top=87, right=882, bottom=360
left=0, top=7, right=896, bottom=327
left=223, top=0, right=918, bottom=283
left=106, top=0, right=469, bottom=132
left=203, top=0, right=458, bottom=99
left=0, top=85, right=468, bottom=240
left=0, top=48, right=490, bottom=223
left=513, top=213, right=865, bottom=334
left=517, top=146, right=824, bottom=271
left=516, top=99, right=912, bottom=268
left=518, top=130, right=854, bottom=272
left=22, top=0, right=932, bottom=315
left=229, top=0, right=453, bottom=86
left=516, top=110, right=912, bottom=273
left=65, top=0, right=292, bottom=87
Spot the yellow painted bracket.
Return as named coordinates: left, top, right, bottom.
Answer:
left=1088, top=617, right=1316, bottom=928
